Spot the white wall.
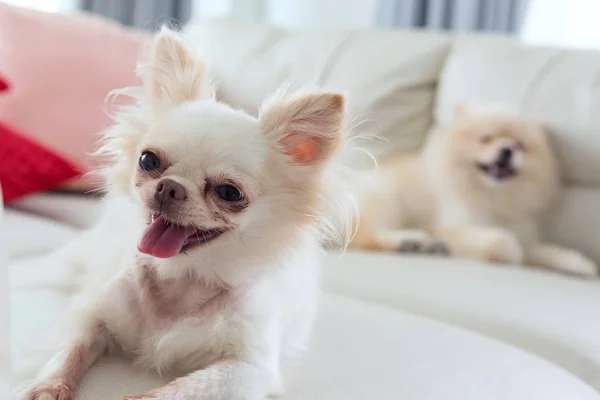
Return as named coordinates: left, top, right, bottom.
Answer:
left=266, top=0, right=378, bottom=29
left=191, top=0, right=236, bottom=20
left=0, top=0, right=76, bottom=12
left=191, top=0, right=379, bottom=29
left=520, top=0, right=600, bottom=50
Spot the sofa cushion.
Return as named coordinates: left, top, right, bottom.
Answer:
left=544, top=186, right=600, bottom=265
left=184, top=20, right=452, bottom=158
left=323, top=251, right=600, bottom=391
left=9, top=193, right=104, bottom=231
left=0, top=187, right=11, bottom=399
left=7, top=195, right=600, bottom=398
left=3, top=209, right=78, bottom=259
left=11, top=286, right=600, bottom=400
left=4, top=193, right=103, bottom=260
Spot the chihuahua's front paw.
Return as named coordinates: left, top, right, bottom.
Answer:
left=122, top=381, right=181, bottom=400
left=122, top=396, right=154, bottom=400
left=14, top=379, right=73, bottom=400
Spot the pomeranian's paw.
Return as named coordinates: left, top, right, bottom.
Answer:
left=397, top=239, right=450, bottom=256
left=557, top=250, right=598, bottom=278
left=14, top=379, right=73, bottom=400
left=428, top=240, right=451, bottom=255
left=484, top=230, right=523, bottom=265
left=397, top=239, right=423, bottom=253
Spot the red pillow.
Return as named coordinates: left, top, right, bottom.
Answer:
left=0, top=122, right=81, bottom=203
left=0, top=4, right=149, bottom=192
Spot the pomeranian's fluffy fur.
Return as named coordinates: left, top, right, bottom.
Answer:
left=351, top=104, right=598, bottom=278
left=14, top=28, right=360, bottom=400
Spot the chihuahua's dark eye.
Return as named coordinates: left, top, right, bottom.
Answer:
left=139, top=151, right=161, bottom=171
left=216, top=185, right=243, bottom=202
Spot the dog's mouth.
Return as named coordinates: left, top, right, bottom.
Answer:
left=137, top=214, right=230, bottom=258
left=476, top=161, right=517, bottom=180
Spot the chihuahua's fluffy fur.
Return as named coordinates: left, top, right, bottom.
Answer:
left=15, top=28, right=359, bottom=400
left=351, top=105, right=598, bottom=277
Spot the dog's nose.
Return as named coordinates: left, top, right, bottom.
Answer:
left=155, top=178, right=187, bottom=202
left=499, top=147, right=513, bottom=164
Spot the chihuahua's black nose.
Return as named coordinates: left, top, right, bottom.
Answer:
left=498, top=147, right=513, bottom=165
left=155, top=178, right=187, bottom=202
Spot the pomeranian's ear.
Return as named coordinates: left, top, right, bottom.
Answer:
left=259, top=89, right=345, bottom=165
left=454, top=103, right=471, bottom=121
left=140, top=27, right=212, bottom=112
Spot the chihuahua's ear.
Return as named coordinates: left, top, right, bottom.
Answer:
left=259, top=90, right=345, bottom=165
left=140, top=27, right=212, bottom=112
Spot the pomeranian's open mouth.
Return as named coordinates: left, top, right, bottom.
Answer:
left=477, top=162, right=517, bottom=180
left=137, top=214, right=230, bottom=258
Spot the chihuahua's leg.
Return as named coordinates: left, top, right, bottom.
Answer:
left=123, top=360, right=278, bottom=400
left=123, top=319, right=282, bottom=400
left=436, top=225, right=524, bottom=265
left=14, top=305, right=109, bottom=400
left=526, top=243, right=598, bottom=277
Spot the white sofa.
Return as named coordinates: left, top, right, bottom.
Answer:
left=6, top=20, right=600, bottom=399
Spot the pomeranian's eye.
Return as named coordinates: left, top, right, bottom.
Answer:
left=139, top=151, right=161, bottom=171
left=480, top=135, right=493, bottom=144
left=216, top=185, right=243, bottom=202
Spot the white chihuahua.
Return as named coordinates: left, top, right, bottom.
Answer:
left=15, top=27, right=358, bottom=400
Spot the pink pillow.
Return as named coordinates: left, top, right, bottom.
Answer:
left=0, top=4, right=150, bottom=191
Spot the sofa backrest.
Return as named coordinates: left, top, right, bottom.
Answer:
left=184, top=20, right=451, bottom=156
left=185, top=20, right=600, bottom=265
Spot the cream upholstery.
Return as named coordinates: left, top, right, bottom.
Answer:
left=6, top=19, right=600, bottom=399
left=8, top=198, right=600, bottom=399
left=184, top=21, right=452, bottom=157
left=185, top=20, right=600, bottom=266
left=0, top=188, right=11, bottom=399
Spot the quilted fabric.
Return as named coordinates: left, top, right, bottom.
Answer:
left=0, top=123, right=81, bottom=203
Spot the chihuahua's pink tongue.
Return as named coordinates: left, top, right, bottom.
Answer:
left=137, top=216, right=194, bottom=258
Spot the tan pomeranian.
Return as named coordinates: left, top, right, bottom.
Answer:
left=351, top=104, right=598, bottom=278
